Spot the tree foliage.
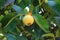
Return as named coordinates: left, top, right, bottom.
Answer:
left=0, top=0, right=60, bottom=40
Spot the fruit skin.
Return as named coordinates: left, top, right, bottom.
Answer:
left=23, top=15, right=34, bottom=26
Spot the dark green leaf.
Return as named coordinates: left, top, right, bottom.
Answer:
left=33, top=6, right=39, bottom=14
left=3, top=19, right=17, bottom=33
left=16, top=35, right=27, bottom=40
left=33, top=14, right=49, bottom=33
left=19, top=0, right=32, bottom=9
left=0, top=0, right=7, bottom=8
left=1, top=14, right=16, bottom=27
left=6, top=33, right=16, bottom=40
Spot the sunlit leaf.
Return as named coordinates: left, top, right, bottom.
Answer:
left=42, top=33, right=54, bottom=37
left=4, top=10, right=9, bottom=15
left=0, top=15, right=4, bottom=21
left=56, top=29, right=60, bottom=37
left=17, top=0, right=22, bottom=4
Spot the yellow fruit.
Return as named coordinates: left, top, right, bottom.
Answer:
left=23, top=15, right=34, bottom=26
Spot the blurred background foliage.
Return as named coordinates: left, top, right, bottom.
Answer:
left=0, top=0, right=60, bottom=40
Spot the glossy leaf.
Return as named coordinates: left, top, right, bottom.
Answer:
left=6, top=33, right=16, bottom=40
left=33, top=14, right=49, bottom=33
left=12, top=5, right=22, bottom=13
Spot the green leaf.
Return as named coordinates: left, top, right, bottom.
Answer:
left=56, top=29, right=60, bottom=37
left=3, top=19, right=17, bottom=33
left=54, top=0, right=60, bottom=13
left=55, top=17, right=60, bottom=27
left=6, top=33, right=16, bottom=40
left=1, top=14, right=16, bottom=27
left=19, top=0, right=32, bottom=9
left=0, top=23, right=2, bottom=27
left=32, top=0, right=39, bottom=6
left=33, top=14, right=49, bottom=33
left=55, top=0, right=60, bottom=5
left=0, top=15, right=4, bottom=21
left=0, top=33, right=4, bottom=40
left=22, top=9, right=28, bottom=15
left=42, top=33, right=54, bottom=37
left=4, top=10, right=9, bottom=15
left=25, top=23, right=45, bottom=39
left=17, top=0, right=22, bottom=4
left=25, top=26, right=37, bottom=37
left=33, top=6, right=39, bottom=14
left=19, top=0, right=28, bottom=9
left=12, top=5, right=22, bottom=14
left=0, top=0, right=7, bottom=8
left=0, top=36, right=4, bottom=40
left=42, top=33, right=55, bottom=40
left=16, top=35, right=27, bottom=40
left=42, top=4, right=57, bottom=16
left=33, top=24, right=45, bottom=38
